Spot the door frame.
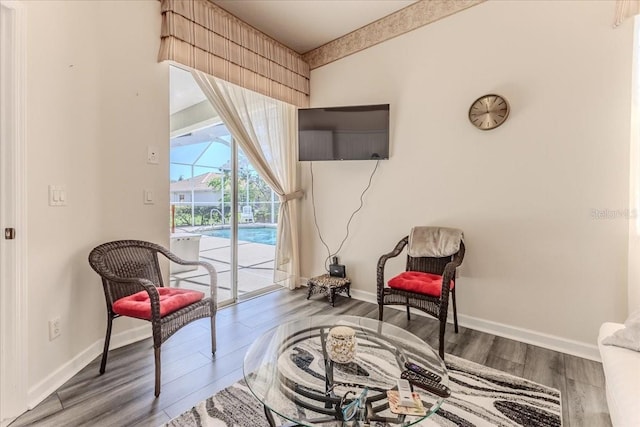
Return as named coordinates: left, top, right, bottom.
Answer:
left=0, top=0, right=28, bottom=424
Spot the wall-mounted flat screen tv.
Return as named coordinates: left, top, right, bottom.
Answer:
left=298, top=104, right=389, bottom=161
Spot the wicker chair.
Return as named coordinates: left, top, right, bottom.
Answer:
left=377, top=235, right=465, bottom=359
left=88, top=240, right=217, bottom=397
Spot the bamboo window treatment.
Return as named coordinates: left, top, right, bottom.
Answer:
left=191, top=71, right=302, bottom=290
left=615, top=0, right=640, bottom=27
left=158, top=0, right=310, bottom=107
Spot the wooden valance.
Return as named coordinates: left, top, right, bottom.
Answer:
left=614, top=0, right=640, bottom=27
left=158, top=0, right=310, bottom=107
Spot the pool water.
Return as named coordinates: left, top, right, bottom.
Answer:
left=203, top=227, right=277, bottom=246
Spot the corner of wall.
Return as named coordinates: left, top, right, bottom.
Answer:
left=27, top=326, right=151, bottom=410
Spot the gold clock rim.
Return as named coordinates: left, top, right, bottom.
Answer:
left=468, top=94, right=510, bottom=131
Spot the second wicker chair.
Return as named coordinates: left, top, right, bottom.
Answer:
left=377, top=230, right=465, bottom=359
left=88, top=239, right=217, bottom=397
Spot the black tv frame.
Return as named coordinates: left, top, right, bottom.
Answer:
left=298, top=104, right=390, bottom=161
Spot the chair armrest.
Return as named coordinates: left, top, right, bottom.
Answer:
left=377, top=236, right=409, bottom=301
left=441, top=262, right=456, bottom=289
left=438, top=243, right=465, bottom=318
left=157, top=246, right=218, bottom=312
left=157, top=245, right=201, bottom=266
left=99, top=273, right=162, bottom=318
left=440, top=242, right=465, bottom=290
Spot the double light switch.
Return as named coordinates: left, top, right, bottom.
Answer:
left=48, top=185, right=67, bottom=207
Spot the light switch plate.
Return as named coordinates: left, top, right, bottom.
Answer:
left=143, top=189, right=154, bottom=205
left=48, top=185, right=67, bottom=207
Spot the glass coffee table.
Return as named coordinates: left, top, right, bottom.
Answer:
left=243, top=316, right=448, bottom=426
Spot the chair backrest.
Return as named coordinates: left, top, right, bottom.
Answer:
left=89, top=240, right=165, bottom=307
left=406, top=241, right=465, bottom=276
left=242, top=205, right=252, bottom=215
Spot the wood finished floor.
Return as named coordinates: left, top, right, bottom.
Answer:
left=10, top=288, right=611, bottom=427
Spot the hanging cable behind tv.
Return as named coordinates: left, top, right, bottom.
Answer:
left=310, top=160, right=381, bottom=274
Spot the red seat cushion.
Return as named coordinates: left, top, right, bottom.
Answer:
left=112, top=287, right=205, bottom=320
left=388, top=271, right=454, bottom=297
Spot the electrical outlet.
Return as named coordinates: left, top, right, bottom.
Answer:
left=49, top=317, right=61, bottom=341
left=147, top=146, right=159, bottom=164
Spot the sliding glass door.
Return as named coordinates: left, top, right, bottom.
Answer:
left=236, top=146, right=280, bottom=298
left=168, top=66, right=279, bottom=305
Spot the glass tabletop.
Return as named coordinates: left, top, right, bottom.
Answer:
left=243, top=316, right=448, bottom=426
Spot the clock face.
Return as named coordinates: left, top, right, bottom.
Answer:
left=468, top=94, right=510, bottom=130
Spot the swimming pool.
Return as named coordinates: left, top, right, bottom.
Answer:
left=202, top=227, right=277, bottom=246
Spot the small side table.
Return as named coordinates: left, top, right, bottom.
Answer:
left=306, top=273, right=351, bottom=307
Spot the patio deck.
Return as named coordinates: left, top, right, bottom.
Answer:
left=169, top=227, right=277, bottom=302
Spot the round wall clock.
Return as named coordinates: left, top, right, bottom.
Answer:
left=468, top=94, right=510, bottom=130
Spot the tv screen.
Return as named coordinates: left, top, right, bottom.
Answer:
left=298, top=104, right=389, bottom=161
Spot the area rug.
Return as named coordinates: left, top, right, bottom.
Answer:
left=163, top=354, right=561, bottom=427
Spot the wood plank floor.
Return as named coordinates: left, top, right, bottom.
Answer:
left=10, top=288, right=611, bottom=426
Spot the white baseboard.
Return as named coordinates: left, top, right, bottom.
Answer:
left=348, top=287, right=376, bottom=304
left=348, top=288, right=600, bottom=362
left=455, top=312, right=600, bottom=362
left=27, top=325, right=151, bottom=410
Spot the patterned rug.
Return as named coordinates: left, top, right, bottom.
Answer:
left=164, top=353, right=561, bottom=427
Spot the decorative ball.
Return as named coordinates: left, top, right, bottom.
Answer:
left=327, top=326, right=357, bottom=364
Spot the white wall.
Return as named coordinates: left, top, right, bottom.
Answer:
left=25, top=0, right=168, bottom=402
left=628, top=18, right=640, bottom=315
left=302, top=0, right=633, bottom=351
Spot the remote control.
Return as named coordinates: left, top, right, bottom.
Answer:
left=401, top=370, right=451, bottom=398
left=404, top=361, right=442, bottom=383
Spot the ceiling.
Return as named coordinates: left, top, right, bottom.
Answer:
left=212, top=0, right=417, bottom=54
left=170, top=66, right=206, bottom=115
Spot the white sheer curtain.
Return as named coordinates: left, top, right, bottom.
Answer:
left=191, top=70, right=303, bottom=290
